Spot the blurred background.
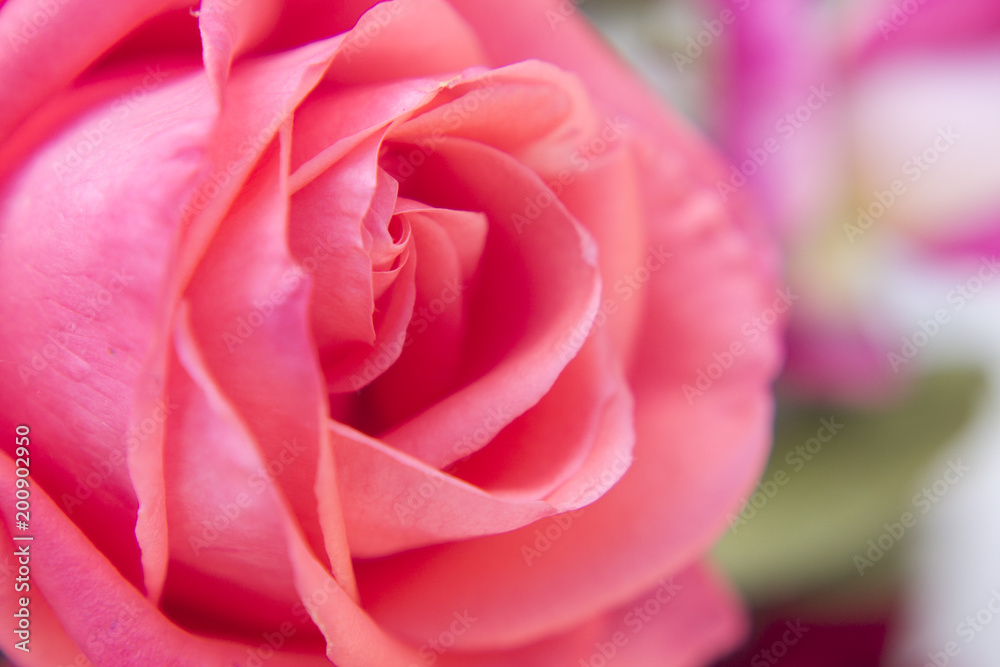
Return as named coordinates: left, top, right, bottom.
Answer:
left=582, top=0, right=1000, bottom=664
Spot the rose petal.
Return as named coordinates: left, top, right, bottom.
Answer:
left=333, top=332, right=633, bottom=557
left=0, top=452, right=333, bottom=667
left=436, top=563, right=744, bottom=667
left=0, top=0, right=191, bottom=140
left=0, top=523, right=87, bottom=666
left=0, top=66, right=216, bottom=594
left=174, top=34, right=345, bottom=287
left=130, top=35, right=352, bottom=605
left=389, top=60, right=600, bottom=173
left=288, top=132, right=416, bottom=391
left=181, top=123, right=357, bottom=606
left=160, top=303, right=313, bottom=639
left=554, top=142, right=648, bottom=371
left=349, top=2, right=781, bottom=640
left=197, top=0, right=283, bottom=99
left=356, top=378, right=771, bottom=650
left=449, top=332, right=633, bottom=506
left=163, top=298, right=420, bottom=666
left=374, top=137, right=602, bottom=467
left=323, top=0, right=487, bottom=85
left=355, top=206, right=475, bottom=422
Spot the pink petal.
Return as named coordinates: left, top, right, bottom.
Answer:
left=344, top=1, right=781, bottom=648
left=356, top=205, right=477, bottom=422
left=716, top=0, right=842, bottom=237
left=449, top=333, right=633, bottom=507
left=0, top=66, right=216, bottom=594
left=158, top=295, right=419, bottom=667
left=160, top=303, right=313, bottom=639
left=288, top=132, right=416, bottom=392
left=396, top=200, right=488, bottom=278
left=197, top=0, right=283, bottom=98
left=150, top=319, right=424, bottom=666
left=437, top=563, right=744, bottom=667
left=173, top=34, right=345, bottom=287
left=388, top=60, right=601, bottom=171
left=183, top=124, right=356, bottom=601
left=0, top=522, right=88, bottom=666
left=356, top=379, right=771, bottom=651
left=323, top=0, right=486, bottom=85
left=375, top=138, right=602, bottom=467
left=853, top=0, right=1000, bottom=63
left=554, top=141, right=648, bottom=370
left=0, top=0, right=190, bottom=140
left=0, top=452, right=332, bottom=667
left=334, top=332, right=633, bottom=557
left=131, top=34, right=348, bottom=605
left=289, top=77, right=441, bottom=183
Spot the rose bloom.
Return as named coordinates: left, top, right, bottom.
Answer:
left=0, top=0, right=780, bottom=665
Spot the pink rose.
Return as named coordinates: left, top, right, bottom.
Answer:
left=0, top=1, right=781, bottom=665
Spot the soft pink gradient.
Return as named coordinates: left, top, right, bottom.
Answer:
left=0, top=0, right=782, bottom=664
left=708, top=0, right=1000, bottom=402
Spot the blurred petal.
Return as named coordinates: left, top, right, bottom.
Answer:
left=439, top=563, right=745, bottom=667
left=850, top=48, right=1000, bottom=241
